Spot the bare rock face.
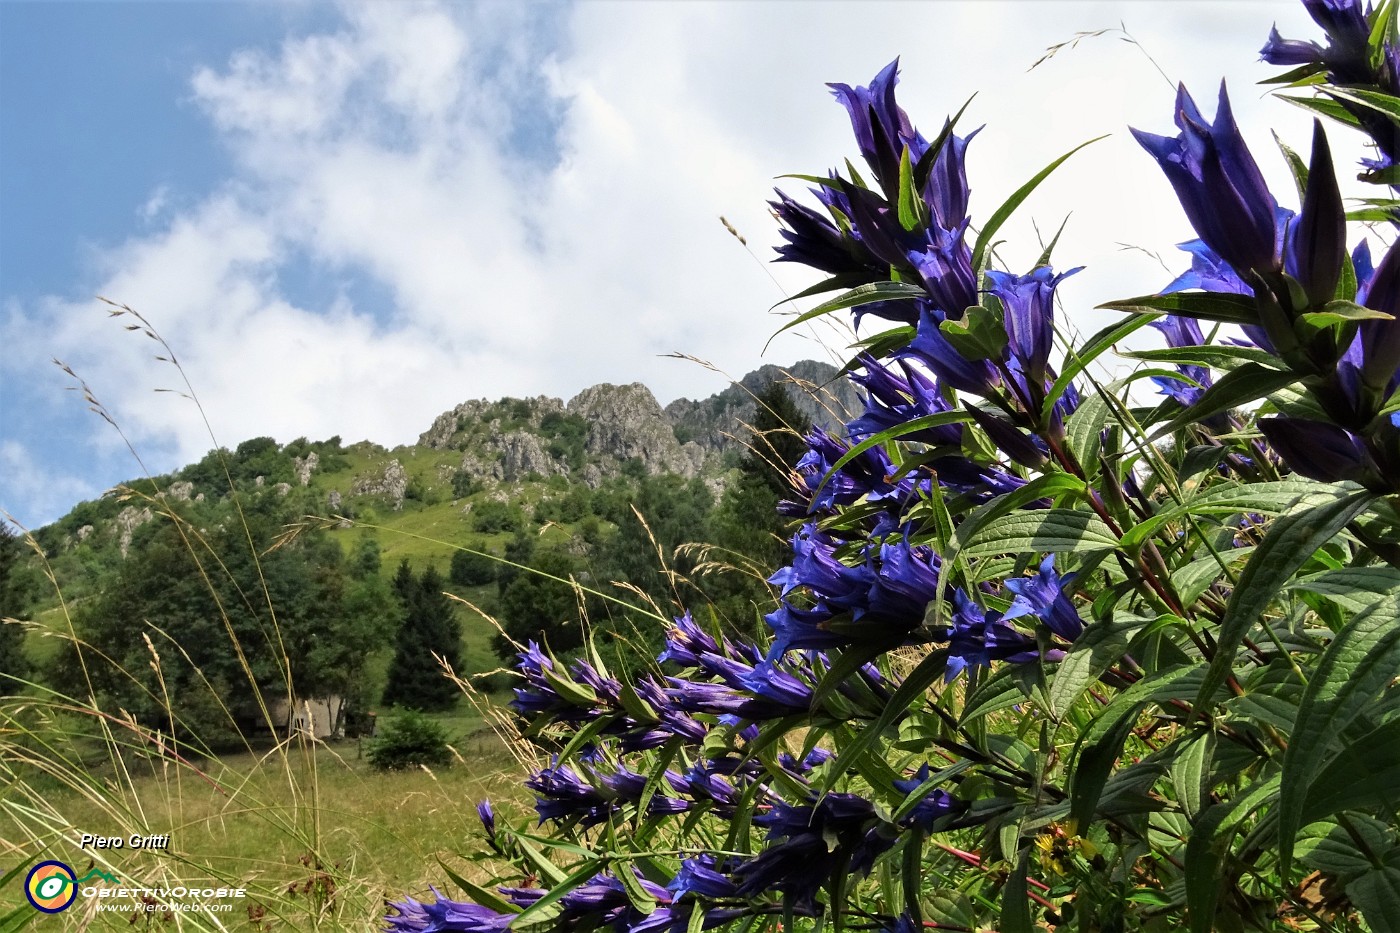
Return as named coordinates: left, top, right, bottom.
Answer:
left=274, top=482, right=292, bottom=497
left=115, top=506, right=154, bottom=559
left=328, top=490, right=343, bottom=512
left=664, top=360, right=860, bottom=457
left=351, top=459, right=408, bottom=511
left=293, top=451, right=319, bottom=486
left=167, top=481, right=195, bottom=502
left=497, top=431, right=567, bottom=481
left=76, top=524, right=95, bottom=543
left=568, top=383, right=697, bottom=477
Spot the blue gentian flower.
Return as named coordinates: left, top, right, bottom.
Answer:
left=1004, top=555, right=1084, bottom=642
left=847, top=355, right=962, bottom=446
left=1286, top=121, right=1346, bottom=308
left=892, top=764, right=965, bottom=831
left=828, top=58, right=925, bottom=201
left=902, top=302, right=1000, bottom=395
left=946, top=590, right=1041, bottom=681
left=526, top=764, right=613, bottom=827
left=1132, top=83, right=1280, bottom=277
left=385, top=889, right=514, bottom=933
left=985, top=264, right=1082, bottom=383
left=668, top=856, right=739, bottom=900
left=1259, top=417, right=1373, bottom=483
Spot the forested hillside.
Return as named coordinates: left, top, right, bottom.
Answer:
left=1, top=363, right=853, bottom=744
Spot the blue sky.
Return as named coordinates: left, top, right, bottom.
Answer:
left=0, top=1, right=1335, bottom=529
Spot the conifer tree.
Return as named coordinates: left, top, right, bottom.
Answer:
left=382, top=565, right=463, bottom=711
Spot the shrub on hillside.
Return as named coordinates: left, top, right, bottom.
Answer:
left=366, top=710, right=452, bottom=772
left=450, top=547, right=497, bottom=587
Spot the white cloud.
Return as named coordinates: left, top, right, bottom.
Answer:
left=0, top=441, right=98, bottom=534
left=1, top=0, right=1362, bottom=528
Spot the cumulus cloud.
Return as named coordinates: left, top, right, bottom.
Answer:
left=0, top=0, right=1345, bottom=527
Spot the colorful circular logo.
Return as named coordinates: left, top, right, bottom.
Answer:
left=25, top=860, right=77, bottom=913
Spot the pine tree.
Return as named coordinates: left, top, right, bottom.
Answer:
left=382, top=565, right=463, bottom=711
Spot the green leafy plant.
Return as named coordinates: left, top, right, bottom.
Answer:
left=388, top=4, right=1400, bottom=932
left=367, top=710, right=454, bottom=772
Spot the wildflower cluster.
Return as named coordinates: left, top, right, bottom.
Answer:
left=391, top=2, right=1400, bottom=930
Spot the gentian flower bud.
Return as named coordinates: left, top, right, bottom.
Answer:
left=1287, top=121, right=1346, bottom=309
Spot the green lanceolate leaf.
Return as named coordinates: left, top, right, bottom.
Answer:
left=813, top=410, right=970, bottom=501
left=1184, top=773, right=1282, bottom=933
left=437, top=858, right=519, bottom=914
left=1047, top=613, right=1154, bottom=718
left=1348, top=863, right=1400, bottom=933
left=896, top=145, right=921, bottom=231
left=1279, top=93, right=1365, bottom=128
left=1196, top=487, right=1376, bottom=714
left=1324, top=85, right=1400, bottom=122
left=1043, top=310, right=1160, bottom=422
left=771, top=280, right=927, bottom=340
left=1118, top=479, right=1352, bottom=553
left=1149, top=363, right=1302, bottom=439
left=1064, top=391, right=1111, bottom=476
left=1301, top=716, right=1400, bottom=825
left=1000, top=846, right=1034, bottom=933
left=1121, top=345, right=1285, bottom=370
left=510, top=858, right=610, bottom=929
left=960, top=508, right=1118, bottom=559
left=1069, top=664, right=1207, bottom=829
left=1273, top=129, right=1310, bottom=202
left=1169, top=728, right=1217, bottom=820
left=817, top=648, right=950, bottom=797
left=1279, top=593, right=1400, bottom=878
left=971, top=135, right=1107, bottom=275
left=774, top=272, right=875, bottom=309
left=1098, top=291, right=1261, bottom=326
left=952, top=474, right=1086, bottom=555
left=1287, top=565, right=1400, bottom=613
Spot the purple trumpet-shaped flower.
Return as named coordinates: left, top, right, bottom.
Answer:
left=924, top=122, right=979, bottom=233
left=847, top=354, right=962, bottom=446
left=945, top=590, right=1042, bottom=682
left=668, top=855, right=739, bottom=900
left=770, top=190, right=881, bottom=278
left=909, top=226, right=979, bottom=319
left=658, top=611, right=723, bottom=669
left=1004, top=555, right=1084, bottom=642
left=526, top=764, right=613, bottom=827
left=1148, top=314, right=1213, bottom=407
left=1356, top=238, right=1400, bottom=399
left=1132, top=82, right=1280, bottom=277
left=475, top=800, right=497, bottom=850
left=1259, top=417, right=1374, bottom=483
left=985, top=264, right=1082, bottom=384
left=828, top=58, right=925, bottom=202
left=736, top=792, right=898, bottom=905
left=790, top=427, right=899, bottom=514
left=385, top=889, right=514, bottom=933
left=892, top=764, right=966, bottom=831
left=1262, top=1, right=1373, bottom=79
left=1163, top=238, right=1254, bottom=296
left=902, top=302, right=1000, bottom=396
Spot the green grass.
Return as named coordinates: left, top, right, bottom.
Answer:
left=1, top=700, right=531, bottom=931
